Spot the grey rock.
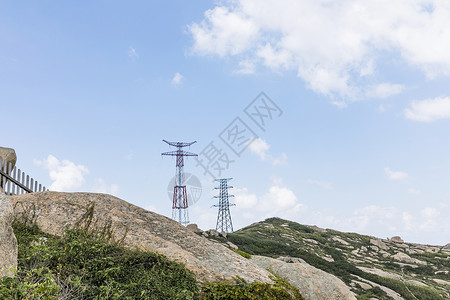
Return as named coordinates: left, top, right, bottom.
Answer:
left=332, top=236, right=350, bottom=245
left=390, top=236, right=404, bottom=243
left=0, top=192, right=18, bottom=277
left=251, top=255, right=356, bottom=300
left=278, top=256, right=306, bottom=264
left=370, top=238, right=388, bottom=250
left=207, top=229, right=219, bottom=237
left=441, top=245, right=450, bottom=254
left=308, top=225, right=327, bottom=233
left=391, top=251, right=426, bottom=265
left=9, top=192, right=272, bottom=283
left=0, top=147, right=17, bottom=190
left=352, top=280, right=372, bottom=290
left=226, top=241, right=238, bottom=249
left=186, top=223, right=203, bottom=233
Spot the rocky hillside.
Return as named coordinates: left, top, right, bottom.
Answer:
left=202, top=218, right=449, bottom=299
left=9, top=191, right=271, bottom=283
left=6, top=191, right=355, bottom=300
left=5, top=191, right=449, bottom=299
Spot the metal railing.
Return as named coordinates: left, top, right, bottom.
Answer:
left=0, top=157, right=47, bottom=195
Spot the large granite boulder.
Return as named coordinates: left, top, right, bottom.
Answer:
left=251, top=255, right=357, bottom=300
left=0, top=147, right=17, bottom=190
left=0, top=192, right=18, bottom=277
left=9, top=191, right=272, bottom=283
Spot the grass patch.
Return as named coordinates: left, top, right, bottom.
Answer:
left=231, top=248, right=252, bottom=259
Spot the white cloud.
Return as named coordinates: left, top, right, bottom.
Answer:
left=261, top=183, right=298, bottom=211
left=330, top=101, right=348, bottom=109
left=234, top=187, right=258, bottom=208
left=92, top=178, right=119, bottom=196
left=234, top=60, right=256, bottom=74
left=34, top=155, right=89, bottom=191
left=189, top=0, right=450, bottom=99
left=366, top=83, right=404, bottom=99
left=248, top=138, right=287, bottom=166
left=384, top=167, right=409, bottom=181
left=234, top=178, right=302, bottom=215
left=171, top=72, right=184, bottom=85
left=248, top=138, right=270, bottom=160
left=404, top=97, right=450, bottom=122
left=307, top=179, right=332, bottom=190
left=188, top=6, right=259, bottom=56
left=128, top=46, right=138, bottom=59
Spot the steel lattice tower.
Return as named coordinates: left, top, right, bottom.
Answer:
left=162, top=140, right=197, bottom=225
left=213, top=178, right=236, bottom=233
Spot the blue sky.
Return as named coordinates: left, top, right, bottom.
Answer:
left=1, top=1, right=450, bottom=245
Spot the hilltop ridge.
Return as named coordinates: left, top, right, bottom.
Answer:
left=206, top=217, right=449, bottom=299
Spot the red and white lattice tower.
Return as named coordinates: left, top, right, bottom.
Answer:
left=162, top=140, right=197, bottom=225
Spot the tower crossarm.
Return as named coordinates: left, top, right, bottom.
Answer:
left=214, top=186, right=233, bottom=189
left=163, top=140, right=197, bottom=148
left=161, top=150, right=198, bottom=157
left=214, top=178, right=232, bottom=182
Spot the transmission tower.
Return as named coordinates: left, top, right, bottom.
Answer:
left=162, top=140, right=197, bottom=225
left=213, top=178, right=236, bottom=233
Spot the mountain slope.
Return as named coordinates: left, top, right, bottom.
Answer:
left=223, top=218, right=449, bottom=299
left=9, top=191, right=271, bottom=283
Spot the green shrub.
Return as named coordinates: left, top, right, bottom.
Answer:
left=7, top=221, right=199, bottom=299
left=201, top=276, right=303, bottom=300
left=231, top=248, right=252, bottom=259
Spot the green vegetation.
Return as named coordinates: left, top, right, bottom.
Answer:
left=227, top=217, right=446, bottom=300
left=1, top=220, right=303, bottom=299
left=231, top=248, right=252, bottom=259
left=356, top=286, right=388, bottom=300
left=2, top=221, right=198, bottom=299
left=201, top=276, right=303, bottom=300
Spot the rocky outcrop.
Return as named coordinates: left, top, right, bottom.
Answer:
left=251, top=255, right=356, bottom=300
left=9, top=191, right=272, bottom=283
left=186, top=223, right=202, bottom=233
left=0, top=147, right=17, bottom=190
left=391, top=251, right=426, bottom=265
left=0, top=192, right=18, bottom=277
left=442, top=243, right=450, bottom=254
left=390, top=236, right=404, bottom=243
left=370, top=238, right=388, bottom=250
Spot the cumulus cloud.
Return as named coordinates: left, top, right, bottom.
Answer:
left=384, top=167, right=409, bottom=181
left=234, top=178, right=302, bottom=215
left=189, top=0, right=450, bottom=99
left=248, top=138, right=287, bottom=166
left=404, top=97, right=450, bottom=122
left=234, top=187, right=258, bottom=208
left=34, top=155, right=89, bottom=191
left=171, top=72, right=184, bottom=85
